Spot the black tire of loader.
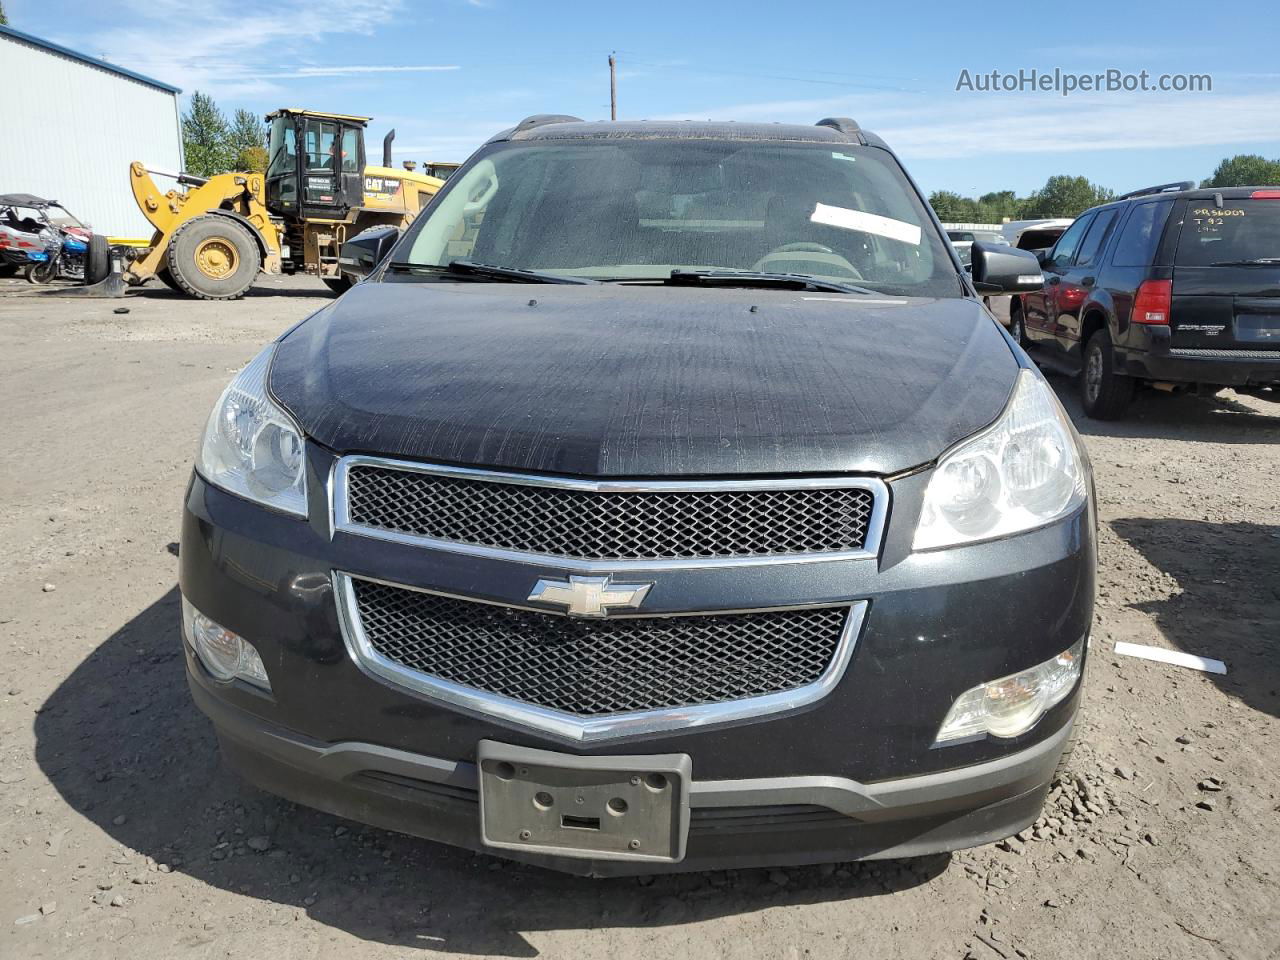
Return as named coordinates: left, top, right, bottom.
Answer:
left=165, top=216, right=260, bottom=301
left=84, top=235, right=110, bottom=285
left=154, top=267, right=182, bottom=292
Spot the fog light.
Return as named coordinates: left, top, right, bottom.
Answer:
left=181, top=597, right=271, bottom=689
left=935, top=638, right=1084, bottom=744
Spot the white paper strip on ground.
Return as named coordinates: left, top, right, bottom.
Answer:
left=1113, top=641, right=1227, bottom=675
left=810, top=203, right=922, bottom=245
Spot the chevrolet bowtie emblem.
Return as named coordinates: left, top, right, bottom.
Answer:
left=527, top=575, right=653, bottom=618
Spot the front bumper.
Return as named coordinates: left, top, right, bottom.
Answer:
left=180, top=452, right=1093, bottom=874
left=189, top=665, right=1070, bottom=876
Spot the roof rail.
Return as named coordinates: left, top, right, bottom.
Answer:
left=510, top=114, right=583, bottom=137
left=1118, top=180, right=1196, bottom=201
left=815, top=117, right=866, bottom=145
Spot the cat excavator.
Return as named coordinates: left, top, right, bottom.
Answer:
left=90, top=109, right=448, bottom=300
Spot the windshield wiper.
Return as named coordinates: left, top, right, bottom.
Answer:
left=1209, top=257, right=1280, bottom=266
left=386, top=260, right=598, bottom=284
left=665, top=269, right=877, bottom=295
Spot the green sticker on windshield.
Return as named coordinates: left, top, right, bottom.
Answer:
left=831, top=152, right=858, bottom=163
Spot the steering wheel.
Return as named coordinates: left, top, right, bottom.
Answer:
left=770, top=242, right=835, bottom=254
left=754, top=242, right=863, bottom=280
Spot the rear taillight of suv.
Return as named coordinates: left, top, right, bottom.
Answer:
left=1132, top=279, right=1171, bottom=324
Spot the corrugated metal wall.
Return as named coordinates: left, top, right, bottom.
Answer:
left=0, top=34, right=182, bottom=237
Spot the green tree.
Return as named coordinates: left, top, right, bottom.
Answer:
left=929, top=190, right=981, bottom=222
left=1201, top=154, right=1280, bottom=188
left=229, top=108, right=268, bottom=173
left=1019, top=175, right=1115, bottom=219
left=0, top=2, right=8, bottom=25
left=182, top=91, right=233, bottom=177
left=977, top=190, right=1019, bottom=222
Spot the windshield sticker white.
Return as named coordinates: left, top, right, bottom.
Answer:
left=831, top=152, right=858, bottom=163
left=810, top=202, right=922, bottom=246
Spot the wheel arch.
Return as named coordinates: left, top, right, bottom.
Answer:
left=201, top=209, right=271, bottom=263
left=1080, top=304, right=1111, bottom=350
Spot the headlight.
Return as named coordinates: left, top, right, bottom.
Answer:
left=913, top=370, right=1085, bottom=550
left=181, top=597, right=271, bottom=690
left=935, top=638, right=1084, bottom=744
left=197, top=344, right=307, bottom=517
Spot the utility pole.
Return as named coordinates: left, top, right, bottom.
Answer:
left=608, top=53, right=617, bottom=121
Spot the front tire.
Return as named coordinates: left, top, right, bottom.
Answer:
left=84, top=235, right=110, bottom=285
left=153, top=266, right=182, bottom=292
left=26, top=258, right=58, bottom=284
left=165, top=216, right=260, bottom=300
left=1080, top=329, right=1133, bottom=419
left=1009, top=300, right=1027, bottom=347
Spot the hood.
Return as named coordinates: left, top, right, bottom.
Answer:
left=270, top=280, right=1018, bottom=477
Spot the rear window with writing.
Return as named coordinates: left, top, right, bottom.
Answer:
left=1176, top=199, right=1280, bottom=265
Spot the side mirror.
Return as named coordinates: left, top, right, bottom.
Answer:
left=970, top=241, right=1043, bottom=294
left=339, top=226, right=401, bottom=279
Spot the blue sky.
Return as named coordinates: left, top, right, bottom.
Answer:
left=9, top=0, right=1280, bottom=198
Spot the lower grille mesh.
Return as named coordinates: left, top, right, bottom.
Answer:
left=351, top=578, right=849, bottom=716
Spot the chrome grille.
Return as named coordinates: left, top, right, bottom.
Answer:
left=339, top=460, right=880, bottom=563
left=348, top=577, right=851, bottom=717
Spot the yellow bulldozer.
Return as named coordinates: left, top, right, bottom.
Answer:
left=102, top=109, right=447, bottom=300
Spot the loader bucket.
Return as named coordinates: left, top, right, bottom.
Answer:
left=50, top=250, right=129, bottom=298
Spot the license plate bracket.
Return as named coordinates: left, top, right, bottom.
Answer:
left=477, top=740, right=691, bottom=863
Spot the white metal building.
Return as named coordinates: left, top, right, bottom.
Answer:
left=0, top=24, right=182, bottom=237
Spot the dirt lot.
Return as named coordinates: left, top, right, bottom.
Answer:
left=1, top=276, right=1277, bottom=959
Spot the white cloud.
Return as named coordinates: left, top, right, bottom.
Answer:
left=258, top=65, right=460, bottom=79
left=1027, top=44, right=1193, bottom=62
left=882, top=92, right=1280, bottom=159
left=49, top=0, right=436, bottom=98
left=656, top=89, right=1280, bottom=160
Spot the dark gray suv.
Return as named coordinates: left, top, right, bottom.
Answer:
left=179, top=115, right=1092, bottom=875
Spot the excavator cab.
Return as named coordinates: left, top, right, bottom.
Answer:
left=264, top=109, right=370, bottom=221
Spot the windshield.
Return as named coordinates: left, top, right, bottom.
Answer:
left=0, top=205, right=81, bottom=230
left=400, top=138, right=959, bottom=296
left=1176, top=199, right=1280, bottom=264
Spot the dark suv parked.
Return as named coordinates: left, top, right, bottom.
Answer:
left=1010, top=182, right=1280, bottom=418
left=180, top=115, right=1090, bottom=876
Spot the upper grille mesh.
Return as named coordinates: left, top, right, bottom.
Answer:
left=351, top=578, right=849, bottom=716
left=343, top=464, right=876, bottom=561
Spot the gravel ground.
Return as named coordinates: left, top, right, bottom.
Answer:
left=1, top=276, right=1277, bottom=959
